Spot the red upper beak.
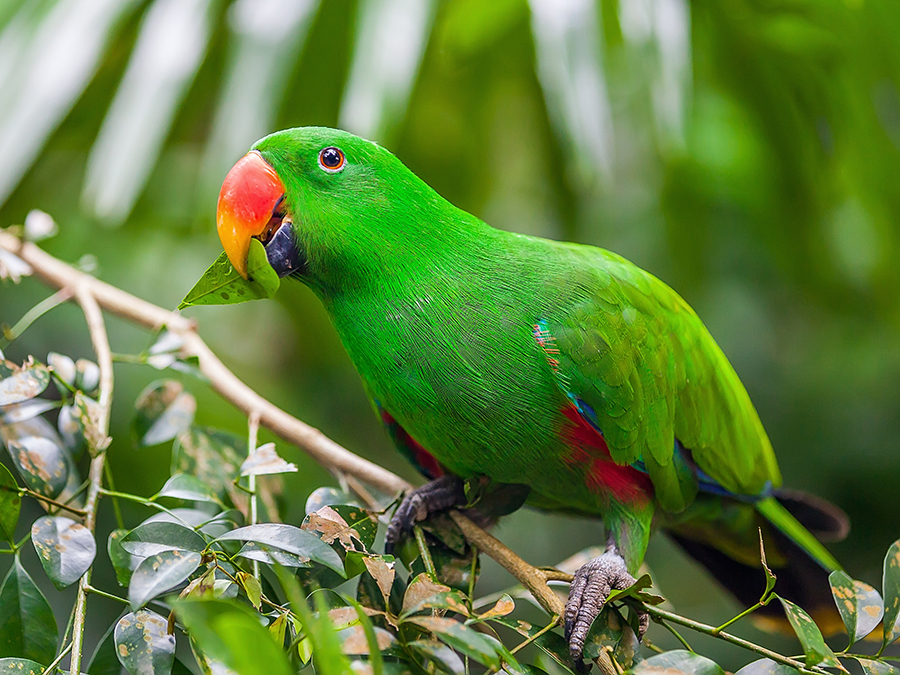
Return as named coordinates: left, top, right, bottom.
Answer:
left=216, top=151, right=285, bottom=279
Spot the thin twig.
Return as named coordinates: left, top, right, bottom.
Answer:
left=41, top=640, right=73, bottom=674
left=68, top=284, right=113, bottom=675
left=20, top=488, right=87, bottom=516
left=0, top=287, right=72, bottom=349
left=645, top=605, right=827, bottom=675
left=247, top=410, right=260, bottom=579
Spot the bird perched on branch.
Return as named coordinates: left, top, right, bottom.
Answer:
left=214, top=127, right=848, bottom=668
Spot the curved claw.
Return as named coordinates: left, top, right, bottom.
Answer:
left=384, top=475, right=466, bottom=554
left=564, top=551, right=649, bottom=671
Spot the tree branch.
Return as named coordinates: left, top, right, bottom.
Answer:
left=0, top=231, right=573, bottom=648
left=68, top=283, right=114, bottom=675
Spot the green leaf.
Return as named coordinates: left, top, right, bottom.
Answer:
left=489, top=616, right=576, bottom=674
left=734, top=658, right=801, bottom=675
left=304, top=486, right=361, bottom=513
left=632, top=651, right=725, bottom=675
left=604, top=573, right=663, bottom=605
left=0, top=359, right=50, bottom=406
left=120, top=521, right=207, bottom=558
left=133, top=381, right=196, bottom=448
left=214, top=524, right=344, bottom=575
left=239, top=443, right=297, bottom=477
left=401, top=574, right=468, bottom=617
left=0, top=659, right=45, bottom=675
left=407, top=640, right=465, bottom=675
left=777, top=596, right=843, bottom=669
left=2, top=415, right=70, bottom=499
left=856, top=658, right=900, bottom=675
left=178, top=241, right=280, bottom=309
left=406, top=534, right=479, bottom=594
left=109, top=529, right=138, bottom=587
left=235, top=571, right=261, bottom=610
left=757, top=530, right=778, bottom=600
left=235, top=541, right=310, bottom=568
left=0, top=557, right=57, bottom=664
left=172, top=426, right=245, bottom=503
left=407, top=616, right=504, bottom=669
left=57, top=404, right=86, bottom=458
left=0, top=399, right=58, bottom=425
left=128, top=549, right=202, bottom=610
left=0, top=463, right=21, bottom=543
left=829, top=570, right=883, bottom=644
left=883, top=540, right=900, bottom=647
left=31, top=515, right=96, bottom=589
left=155, top=474, right=220, bottom=504
left=114, top=610, right=176, bottom=675
left=176, top=599, right=292, bottom=675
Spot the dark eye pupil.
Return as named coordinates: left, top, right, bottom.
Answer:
left=321, top=147, right=342, bottom=168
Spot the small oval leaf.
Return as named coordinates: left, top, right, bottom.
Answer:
left=0, top=557, right=57, bottom=664
left=778, top=596, right=843, bottom=668
left=829, top=570, right=883, bottom=644
left=155, top=474, right=220, bottom=504
left=407, top=617, right=503, bottom=668
left=857, top=658, right=900, bottom=675
left=133, top=381, right=196, bottom=448
left=632, top=650, right=725, bottom=675
left=114, top=610, right=176, bottom=675
left=129, top=550, right=202, bottom=611
left=214, top=524, right=344, bottom=575
left=0, top=463, right=21, bottom=544
left=735, top=658, right=802, bottom=675
left=109, top=528, right=139, bottom=587
left=178, top=240, right=280, bottom=309
left=0, top=359, right=50, bottom=406
left=121, top=521, right=207, bottom=558
left=31, top=516, right=96, bottom=589
left=883, top=540, right=900, bottom=647
left=1, top=416, right=69, bottom=498
left=239, top=443, right=297, bottom=476
left=0, top=659, right=45, bottom=675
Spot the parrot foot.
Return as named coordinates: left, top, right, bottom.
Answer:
left=565, top=549, right=649, bottom=672
left=384, top=475, right=466, bottom=554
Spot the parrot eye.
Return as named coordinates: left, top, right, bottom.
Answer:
left=318, top=147, right=345, bottom=173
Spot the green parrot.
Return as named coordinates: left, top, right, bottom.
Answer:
left=214, top=127, right=847, bottom=666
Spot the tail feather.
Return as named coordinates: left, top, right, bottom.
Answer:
left=668, top=490, right=848, bottom=635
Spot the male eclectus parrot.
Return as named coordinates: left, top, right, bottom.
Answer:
left=214, top=127, right=847, bottom=666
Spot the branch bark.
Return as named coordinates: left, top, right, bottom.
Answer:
left=68, top=284, right=114, bottom=675
left=0, top=231, right=565, bottom=628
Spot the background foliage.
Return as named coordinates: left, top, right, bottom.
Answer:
left=1, top=0, right=899, bottom=670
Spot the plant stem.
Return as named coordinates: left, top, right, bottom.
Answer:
left=510, top=614, right=559, bottom=654
left=84, top=584, right=129, bottom=605
left=644, top=605, right=826, bottom=675
left=712, top=601, right=764, bottom=635
left=656, top=618, right=694, bottom=652
left=0, top=287, right=72, bottom=349
left=414, top=525, right=438, bottom=581
left=68, top=285, right=113, bottom=675
left=104, top=461, right=124, bottom=529
left=20, top=487, right=87, bottom=516
left=41, top=640, right=73, bottom=674
left=247, top=411, right=260, bottom=579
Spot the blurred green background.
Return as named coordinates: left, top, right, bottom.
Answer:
left=1, top=0, right=899, bottom=667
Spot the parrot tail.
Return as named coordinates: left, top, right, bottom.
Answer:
left=668, top=490, right=849, bottom=635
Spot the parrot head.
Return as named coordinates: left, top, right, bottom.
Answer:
left=216, top=126, right=445, bottom=290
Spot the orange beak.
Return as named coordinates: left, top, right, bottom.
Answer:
left=216, top=151, right=285, bottom=279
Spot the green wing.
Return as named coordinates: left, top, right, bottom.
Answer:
left=545, top=245, right=782, bottom=513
